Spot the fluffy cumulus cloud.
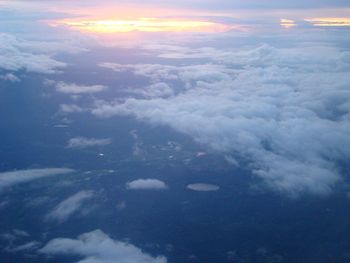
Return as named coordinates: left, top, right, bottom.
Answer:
left=126, top=179, right=168, bottom=190
left=0, top=168, right=74, bottom=191
left=39, top=229, right=167, bottom=263
left=94, top=44, right=350, bottom=197
left=46, top=190, right=95, bottom=223
left=67, top=137, right=112, bottom=149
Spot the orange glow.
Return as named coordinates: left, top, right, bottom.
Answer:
left=280, top=19, right=296, bottom=29
left=54, top=18, right=232, bottom=33
left=305, top=17, right=350, bottom=26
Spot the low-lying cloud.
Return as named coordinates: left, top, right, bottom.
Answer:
left=55, top=81, right=108, bottom=94
left=46, top=190, right=95, bottom=223
left=67, top=137, right=112, bottom=149
left=0, top=168, right=74, bottom=191
left=126, top=179, right=168, bottom=190
left=39, top=229, right=167, bottom=263
left=0, top=33, right=66, bottom=74
left=187, top=183, right=220, bottom=192
left=94, top=44, right=350, bottom=197
left=0, top=73, right=20, bottom=82
left=6, top=241, right=41, bottom=253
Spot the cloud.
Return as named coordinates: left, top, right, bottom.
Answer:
left=6, top=241, right=41, bottom=253
left=100, top=63, right=178, bottom=82
left=67, top=137, right=112, bottom=149
left=39, top=229, right=167, bottom=263
left=12, top=229, right=30, bottom=238
left=0, top=33, right=66, bottom=74
left=0, top=168, right=74, bottom=191
left=0, top=229, right=30, bottom=243
left=94, top=44, right=350, bottom=197
left=46, top=190, right=95, bottom=223
left=129, top=130, right=146, bottom=157
left=187, top=183, right=220, bottom=192
left=99, top=62, right=234, bottom=85
left=55, top=81, right=108, bottom=94
left=60, top=104, right=86, bottom=113
left=135, top=83, right=174, bottom=98
left=0, top=73, right=20, bottom=82
left=126, top=179, right=168, bottom=190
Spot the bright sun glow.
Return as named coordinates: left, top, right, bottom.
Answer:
left=55, top=18, right=232, bottom=33
left=305, top=17, right=350, bottom=26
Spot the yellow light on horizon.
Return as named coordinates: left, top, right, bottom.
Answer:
left=280, top=19, right=296, bottom=29
left=305, top=17, right=350, bottom=27
left=56, top=18, right=232, bottom=33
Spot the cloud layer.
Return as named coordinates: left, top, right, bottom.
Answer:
left=94, top=44, right=350, bottom=197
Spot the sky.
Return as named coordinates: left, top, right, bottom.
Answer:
left=1, top=1, right=350, bottom=262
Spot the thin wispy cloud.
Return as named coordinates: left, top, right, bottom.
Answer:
left=55, top=81, right=108, bottom=94
left=0, top=168, right=74, bottom=191
left=67, top=137, right=112, bottom=149
left=6, top=241, right=41, bottom=253
left=46, top=190, right=95, bottom=223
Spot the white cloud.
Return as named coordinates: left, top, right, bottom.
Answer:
left=39, top=229, right=167, bottom=263
left=100, top=63, right=179, bottom=82
left=0, top=33, right=66, bottom=74
left=94, top=44, right=350, bottom=197
left=99, top=62, right=231, bottom=85
left=0, top=168, right=74, bottom=191
left=60, top=104, right=86, bottom=113
left=130, top=130, right=146, bottom=157
left=55, top=81, right=108, bottom=94
left=126, top=179, right=168, bottom=190
left=67, top=137, right=112, bottom=149
left=0, top=73, right=20, bottom=82
left=135, top=82, right=174, bottom=99
left=46, top=190, right=95, bottom=223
